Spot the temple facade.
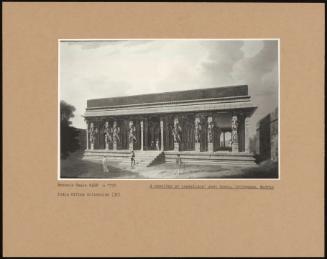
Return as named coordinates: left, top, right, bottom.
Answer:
left=83, top=85, right=257, bottom=166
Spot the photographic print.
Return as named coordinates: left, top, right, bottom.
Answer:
left=59, top=39, right=279, bottom=179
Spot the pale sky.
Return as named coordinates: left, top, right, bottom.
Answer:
left=60, top=39, right=279, bottom=137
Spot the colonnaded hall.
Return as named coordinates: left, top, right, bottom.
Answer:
left=83, top=85, right=257, bottom=167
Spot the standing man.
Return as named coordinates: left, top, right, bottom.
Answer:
left=130, top=150, right=136, bottom=168
left=176, top=153, right=182, bottom=176
left=102, top=155, right=110, bottom=173
left=155, top=138, right=160, bottom=151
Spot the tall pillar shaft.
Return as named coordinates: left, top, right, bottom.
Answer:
left=160, top=118, right=164, bottom=151
left=113, top=120, right=118, bottom=150
left=244, top=116, right=250, bottom=153
left=231, top=115, right=239, bottom=152
left=144, top=118, right=148, bottom=150
left=173, top=116, right=180, bottom=151
left=89, top=122, right=95, bottom=150
left=194, top=116, right=201, bottom=152
left=85, top=120, right=89, bottom=150
left=104, top=121, right=109, bottom=150
left=223, top=132, right=225, bottom=147
left=140, top=120, right=144, bottom=151
left=129, top=120, right=134, bottom=151
left=207, top=116, right=214, bottom=152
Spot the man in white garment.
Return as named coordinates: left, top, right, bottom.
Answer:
left=176, top=153, right=182, bottom=176
left=102, top=155, right=110, bottom=173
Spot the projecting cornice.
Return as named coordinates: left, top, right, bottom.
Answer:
left=84, top=96, right=257, bottom=117
left=87, top=85, right=249, bottom=108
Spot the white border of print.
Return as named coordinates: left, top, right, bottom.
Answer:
left=57, top=39, right=280, bottom=181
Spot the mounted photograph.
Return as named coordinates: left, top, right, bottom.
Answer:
left=59, top=39, right=279, bottom=179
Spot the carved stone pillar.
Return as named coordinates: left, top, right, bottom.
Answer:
left=160, top=118, right=164, bottom=151
left=194, top=116, right=201, bottom=152
left=85, top=120, right=89, bottom=150
left=140, top=120, right=144, bottom=151
left=113, top=120, right=118, bottom=151
left=104, top=121, right=110, bottom=150
left=231, top=115, right=239, bottom=152
left=223, top=132, right=226, bottom=147
left=207, top=116, right=214, bottom=152
left=128, top=120, right=135, bottom=151
left=89, top=122, right=95, bottom=150
left=244, top=116, right=250, bottom=153
left=144, top=118, right=148, bottom=150
left=173, top=117, right=181, bottom=151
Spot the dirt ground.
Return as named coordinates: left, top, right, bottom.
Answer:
left=60, top=152, right=278, bottom=179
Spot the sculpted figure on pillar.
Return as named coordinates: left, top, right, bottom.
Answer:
left=207, top=117, right=214, bottom=143
left=104, top=121, right=113, bottom=145
left=231, top=115, right=238, bottom=143
left=194, top=117, right=202, bottom=143
left=128, top=121, right=137, bottom=145
left=89, top=122, right=97, bottom=145
left=172, top=117, right=182, bottom=143
left=85, top=120, right=89, bottom=149
left=112, top=121, right=120, bottom=144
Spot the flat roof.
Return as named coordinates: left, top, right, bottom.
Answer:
left=87, top=85, right=249, bottom=108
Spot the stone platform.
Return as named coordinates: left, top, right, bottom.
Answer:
left=164, top=151, right=256, bottom=167
left=83, top=150, right=256, bottom=167
left=83, top=150, right=164, bottom=167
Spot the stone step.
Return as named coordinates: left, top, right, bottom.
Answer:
left=165, top=151, right=254, bottom=157
left=165, top=155, right=255, bottom=162
left=83, top=150, right=256, bottom=167
left=165, top=160, right=255, bottom=167
left=164, top=151, right=256, bottom=167
left=83, top=150, right=164, bottom=167
left=133, top=155, right=161, bottom=159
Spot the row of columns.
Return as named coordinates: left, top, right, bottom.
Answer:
left=85, top=114, right=250, bottom=153
left=129, top=118, right=164, bottom=151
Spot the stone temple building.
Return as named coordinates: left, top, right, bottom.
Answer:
left=83, top=85, right=257, bottom=167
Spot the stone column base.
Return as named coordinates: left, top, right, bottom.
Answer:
left=113, top=143, right=117, bottom=150
left=174, top=143, right=180, bottom=151
left=208, top=143, right=213, bottom=152
left=90, top=143, right=94, bottom=150
left=195, top=142, right=201, bottom=152
left=232, top=143, right=239, bottom=152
